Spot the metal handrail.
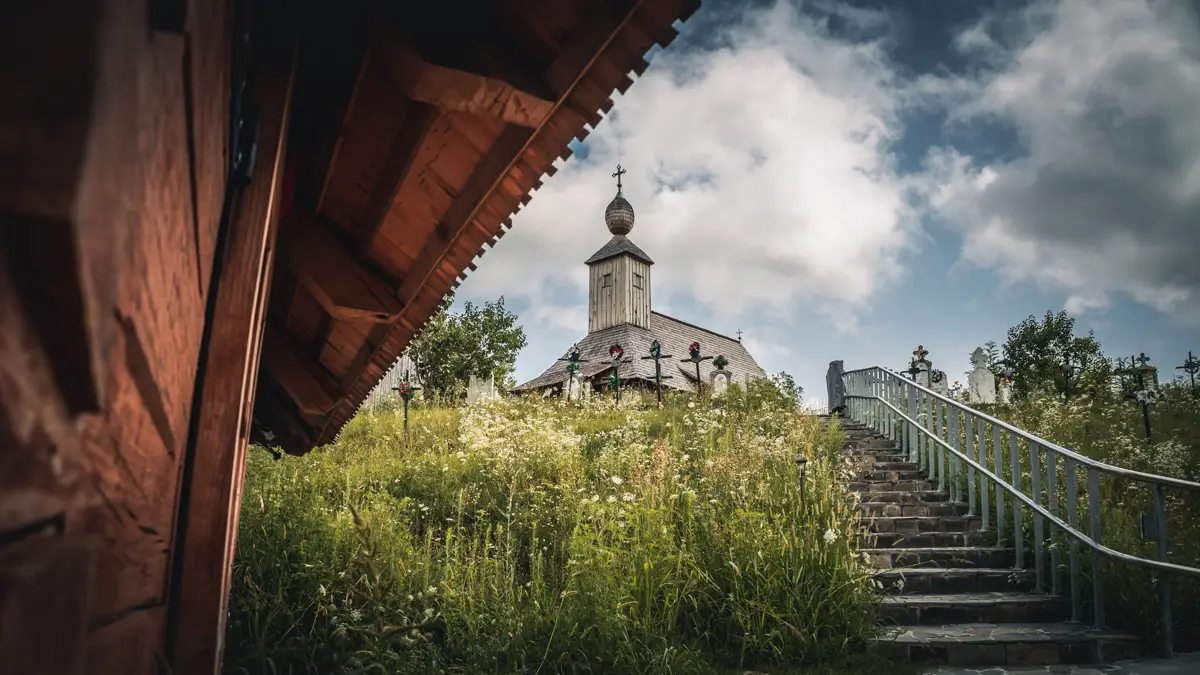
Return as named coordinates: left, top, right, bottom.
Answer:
left=844, top=366, right=1200, bottom=491
left=840, top=365, right=1200, bottom=658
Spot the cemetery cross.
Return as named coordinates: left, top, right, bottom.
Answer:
left=640, top=339, right=674, bottom=408
left=680, top=341, right=714, bottom=403
left=391, top=369, right=422, bottom=439
left=1176, top=351, right=1199, bottom=398
left=557, top=344, right=590, bottom=404
left=906, top=359, right=922, bottom=381
left=1117, top=354, right=1156, bottom=443
left=607, top=344, right=630, bottom=403
left=1060, top=353, right=1079, bottom=400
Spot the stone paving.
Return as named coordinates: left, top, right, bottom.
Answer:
left=923, top=651, right=1200, bottom=675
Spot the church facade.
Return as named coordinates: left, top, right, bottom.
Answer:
left=513, top=167, right=766, bottom=398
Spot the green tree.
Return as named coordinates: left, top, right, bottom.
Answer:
left=1001, top=310, right=1107, bottom=400
left=407, top=295, right=527, bottom=402
left=770, top=371, right=804, bottom=408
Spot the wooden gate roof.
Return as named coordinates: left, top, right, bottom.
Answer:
left=255, top=0, right=702, bottom=454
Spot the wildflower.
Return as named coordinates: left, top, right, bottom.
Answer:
left=318, top=584, right=327, bottom=596
left=621, top=492, right=635, bottom=502
left=591, top=495, right=600, bottom=502
left=611, top=475, right=624, bottom=485
left=350, top=609, right=363, bottom=621
left=823, top=528, right=838, bottom=544
left=606, top=495, right=617, bottom=503
left=681, top=454, right=690, bottom=462
left=687, top=401, right=695, bottom=409
left=427, top=586, right=438, bottom=595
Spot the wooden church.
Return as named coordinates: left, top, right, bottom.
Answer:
left=0, top=0, right=700, bottom=672
left=514, top=167, right=766, bottom=398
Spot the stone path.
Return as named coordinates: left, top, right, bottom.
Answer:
left=924, top=651, right=1200, bottom=674
left=823, top=416, right=1142, bottom=667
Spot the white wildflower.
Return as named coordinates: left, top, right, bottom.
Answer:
left=611, top=475, right=624, bottom=485
left=823, top=528, right=838, bottom=544
left=606, top=495, right=618, bottom=504
left=621, top=492, right=635, bottom=502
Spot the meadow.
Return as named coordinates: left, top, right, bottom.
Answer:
left=223, top=381, right=890, bottom=675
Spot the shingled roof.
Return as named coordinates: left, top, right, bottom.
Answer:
left=584, top=235, right=655, bottom=265
left=514, top=311, right=767, bottom=392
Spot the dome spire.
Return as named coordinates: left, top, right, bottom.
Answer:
left=604, top=164, right=635, bottom=235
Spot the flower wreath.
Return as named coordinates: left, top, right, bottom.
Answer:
left=688, top=342, right=701, bottom=360
left=610, top=344, right=624, bottom=360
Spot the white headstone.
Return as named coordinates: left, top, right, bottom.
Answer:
left=711, top=369, right=732, bottom=397
left=967, top=347, right=996, bottom=405
left=466, top=372, right=496, bottom=404
left=915, top=361, right=932, bottom=388
left=997, top=379, right=1012, bottom=404
left=563, top=373, right=584, bottom=401
left=931, top=370, right=949, bottom=396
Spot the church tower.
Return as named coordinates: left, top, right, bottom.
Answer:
left=586, top=165, right=654, bottom=333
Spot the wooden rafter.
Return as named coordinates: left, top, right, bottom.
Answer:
left=283, top=211, right=403, bottom=323
left=260, top=323, right=339, bottom=416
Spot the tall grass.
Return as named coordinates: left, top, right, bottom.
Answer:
left=225, top=382, right=883, bottom=674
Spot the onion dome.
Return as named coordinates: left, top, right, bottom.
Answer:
left=604, top=164, right=635, bottom=235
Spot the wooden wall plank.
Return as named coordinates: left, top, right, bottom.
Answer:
left=167, top=20, right=297, bottom=675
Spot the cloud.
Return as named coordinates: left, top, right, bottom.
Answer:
left=925, top=0, right=1200, bottom=322
left=465, top=0, right=921, bottom=350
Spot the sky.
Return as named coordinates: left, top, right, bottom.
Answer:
left=456, top=0, right=1200, bottom=405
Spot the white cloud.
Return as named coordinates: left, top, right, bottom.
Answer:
left=926, top=0, right=1200, bottom=322
left=465, top=0, right=920, bottom=357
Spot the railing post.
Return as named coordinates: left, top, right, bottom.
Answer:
left=1047, top=448, right=1061, bottom=597
left=1011, top=432, right=1024, bottom=570
left=1031, top=441, right=1045, bottom=592
left=993, top=425, right=1004, bottom=541
left=927, top=394, right=936, bottom=483
left=966, top=414, right=977, bottom=515
left=936, top=400, right=946, bottom=493
left=979, top=417, right=989, bottom=532
left=948, top=408, right=960, bottom=504
left=1066, top=457, right=1081, bottom=622
left=1088, top=466, right=1105, bottom=629
left=907, top=382, right=916, bottom=463
left=1154, top=484, right=1172, bottom=657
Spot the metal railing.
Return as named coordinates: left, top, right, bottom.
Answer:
left=842, top=365, right=1200, bottom=657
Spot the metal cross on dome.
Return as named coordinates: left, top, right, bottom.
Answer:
left=641, top=339, right=674, bottom=408
left=613, top=164, right=626, bottom=189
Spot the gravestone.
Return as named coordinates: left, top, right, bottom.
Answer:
left=711, top=368, right=732, bottom=397
left=466, top=372, right=496, bottom=404
left=563, top=373, right=584, bottom=402
left=997, top=379, right=1012, bottom=404
left=915, top=360, right=931, bottom=388
left=826, top=360, right=846, bottom=414
left=931, top=369, right=949, bottom=396
left=967, top=347, right=996, bottom=405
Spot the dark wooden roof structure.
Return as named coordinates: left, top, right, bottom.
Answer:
left=514, top=311, right=767, bottom=392
left=256, top=0, right=703, bottom=456
left=0, top=0, right=700, bottom=673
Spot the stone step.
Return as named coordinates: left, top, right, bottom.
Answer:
left=866, top=622, right=1140, bottom=666
left=874, top=568, right=1036, bottom=595
left=877, top=592, right=1069, bottom=625
left=858, top=490, right=949, bottom=504
left=872, top=461, right=922, bottom=472
left=861, top=469, right=926, bottom=482
left=862, top=515, right=983, bottom=534
left=847, top=452, right=910, bottom=463
left=861, top=546, right=1016, bottom=569
left=844, top=441, right=899, bottom=451
left=858, top=531, right=992, bottom=549
left=857, top=501, right=969, bottom=518
left=848, top=480, right=936, bottom=493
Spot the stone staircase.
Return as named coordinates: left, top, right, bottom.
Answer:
left=822, top=415, right=1141, bottom=667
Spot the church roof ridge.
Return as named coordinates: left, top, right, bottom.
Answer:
left=650, top=310, right=739, bottom=344
left=584, top=234, right=654, bottom=265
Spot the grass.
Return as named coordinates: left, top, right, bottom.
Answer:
left=224, top=381, right=888, bottom=674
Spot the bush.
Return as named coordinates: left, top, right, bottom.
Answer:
left=224, top=392, right=882, bottom=674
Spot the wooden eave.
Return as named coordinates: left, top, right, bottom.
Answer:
left=255, top=0, right=701, bottom=454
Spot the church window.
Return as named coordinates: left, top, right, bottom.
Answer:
left=602, top=273, right=612, bottom=288
left=633, top=272, right=643, bottom=289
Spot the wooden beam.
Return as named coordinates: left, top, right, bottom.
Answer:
left=358, top=97, right=438, bottom=252
left=409, top=62, right=553, bottom=128
left=260, top=323, right=339, bottom=416
left=166, top=16, right=296, bottom=674
left=283, top=211, right=403, bottom=323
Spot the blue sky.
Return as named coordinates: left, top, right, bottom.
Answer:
left=456, top=0, right=1200, bottom=404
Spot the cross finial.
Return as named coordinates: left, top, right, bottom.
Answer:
left=613, top=164, right=626, bottom=190
left=736, top=329, right=743, bottom=342
left=1136, top=352, right=1152, bottom=367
